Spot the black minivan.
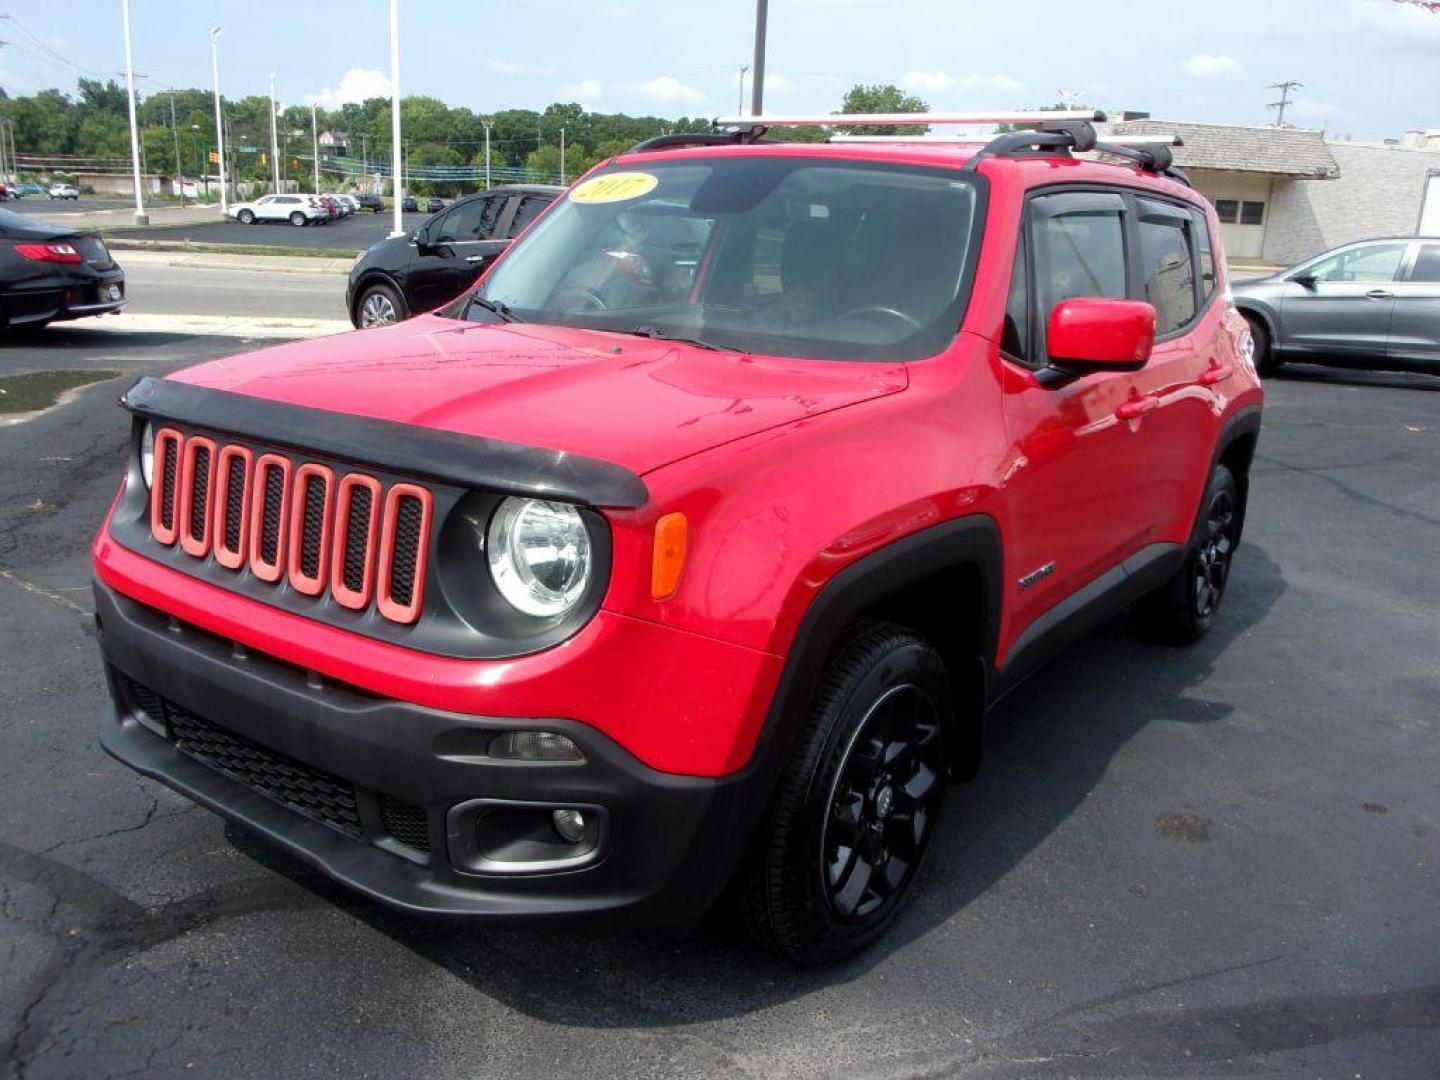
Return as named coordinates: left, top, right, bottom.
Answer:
left=347, top=185, right=563, bottom=328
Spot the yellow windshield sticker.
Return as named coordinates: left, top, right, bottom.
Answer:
left=569, top=172, right=659, bottom=204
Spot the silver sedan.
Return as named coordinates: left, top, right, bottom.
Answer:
left=1232, top=237, right=1440, bottom=376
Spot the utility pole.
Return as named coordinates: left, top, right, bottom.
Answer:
left=311, top=103, right=320, bottom=192
left=121, top=0, right=147, bottom=224
left=268, top=72, right=281, bottom=192
left=1267, top=80, right=1302, bottom=127
left=737, top=65, right=749, bottom=116
left=169, top=88, right=185, bottom=206
left=750, top=0, right=768, bottom=116
left=388, top=0, right=403, bottom=236
left=560, top=125, right=565, bottom=184
left=210, top=27, right=227, bottom=215
left=483, top=121, right=491, bottom=189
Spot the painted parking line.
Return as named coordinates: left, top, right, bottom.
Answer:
left=74, top=312, right=351, bottom=339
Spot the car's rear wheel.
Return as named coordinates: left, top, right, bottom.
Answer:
left=740, top=622, right=950, bottom=965
left=237, top=209, right=255, bottom=224
left=289, top=211, right=306, bottom=227
left=1245, top=314, right=1281, bottom=377
left=1139, top=463, right=1241, bottom=644
left=356, top=282, right=404, bottom=328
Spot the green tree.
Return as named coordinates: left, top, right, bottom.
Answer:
left=837, top=84, right=929, bottom=136
left=524, top=144, right=562, bottom=181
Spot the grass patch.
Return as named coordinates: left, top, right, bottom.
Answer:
left=0, top=369, right=122, bottom=415
left=103, top=238, right=360, bottom=259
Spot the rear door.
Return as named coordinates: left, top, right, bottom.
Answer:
left=1279, top=241, right=1407, bottom=359
left=1388, top=241, right=1440, bottom=365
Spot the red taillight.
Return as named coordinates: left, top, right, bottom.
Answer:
left=14, top=242, right=83, bottom=264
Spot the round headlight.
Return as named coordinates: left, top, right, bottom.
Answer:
left=487, top=497, right=592, bottom=617
left=139, top=422, right=155, bottom=489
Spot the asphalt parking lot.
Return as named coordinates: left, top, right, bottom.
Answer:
left=105, top=210, right=435, bottom=252
left=1, top=327, right=1437, bottom=1078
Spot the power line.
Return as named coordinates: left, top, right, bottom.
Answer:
left=1267, top=80, right=1302, bottom=127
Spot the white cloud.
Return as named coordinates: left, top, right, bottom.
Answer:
left=1185, top=54, right=1244, bottom=79
left=558, top=78, right=603, bottom=101
left=305, top=68, right=393, bottom=108
left=902, top=70, right=954, bottom=93
left=484, top=60, right=552, bottom=77
left=958, top=73, right=1024, bottom=94
left=630, top=75, right=706, bottom=106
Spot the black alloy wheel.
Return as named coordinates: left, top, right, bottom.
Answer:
left=1139, top=462, right=1242, bottom=644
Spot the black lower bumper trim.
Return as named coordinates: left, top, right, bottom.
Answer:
left=94, top=579, right=762, bottom=926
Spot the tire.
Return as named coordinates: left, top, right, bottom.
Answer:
left=289, top=212, right=306, bottom=227
left=237, top=209, right=255, bottom=224
left=1138, top=463, right=1242, bottom=645
left=355, top=282, right=405, bottom=328
left=740, top=622, right=952, bottom=965
left=1245, top=314, right=1281, bottom=377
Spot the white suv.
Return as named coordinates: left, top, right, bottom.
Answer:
left=228, top=194, right=327, bottom=226
left=48, top=182, right=80, bottom=200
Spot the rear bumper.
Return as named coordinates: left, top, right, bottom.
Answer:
left=94, top=579, right=764, bottom=925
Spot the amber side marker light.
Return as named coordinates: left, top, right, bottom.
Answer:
left=651, top=512, right=688, bottom=600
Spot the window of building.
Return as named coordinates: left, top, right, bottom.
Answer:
left=1212, top=199, right=1265, bottom=226
left=1214, top=199, right=1239, bottom=223
left=1239, top=201, right=1265, bottom=226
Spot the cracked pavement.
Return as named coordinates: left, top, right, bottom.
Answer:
left=1, top=324, right=1438, bottom=1078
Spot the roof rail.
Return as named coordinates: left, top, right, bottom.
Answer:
left=964, top=123, right=1193, bottom=186
left=628, top=129, right=767, bottom=154
left=712, top=109, right=1106, bottom=129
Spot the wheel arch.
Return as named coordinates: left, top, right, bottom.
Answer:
left=1212, top=406, right=1263, bottom=535
left=350, top=271, right=410, bottom=324
left=1234, top=300, right=1279, bottom=345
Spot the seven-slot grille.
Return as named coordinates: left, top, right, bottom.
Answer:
left=148, top=427, right=433, bottom=624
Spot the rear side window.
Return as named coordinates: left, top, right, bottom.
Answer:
left=1409, top=243, right=1440, bottom=283
left=1030, top=192, right=1128, bottom=350
left=477, top=196, right=506, bottom=239
left=507, top=196, right=552, bottom=238
left=1136, top=199, right=1197, bottom=335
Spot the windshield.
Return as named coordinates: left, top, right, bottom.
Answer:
left=470, top=157, right=982, bottom=361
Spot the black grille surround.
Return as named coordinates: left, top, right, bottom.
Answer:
left=113, top=670, right=430, bottom=855
left=111, top=416, right=615, bottom=660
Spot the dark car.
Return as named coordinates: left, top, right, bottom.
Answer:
left=1232, top=237, right=1440, bottom=375
left=401, top=195, right=419, bottom=213
left=347, top=184, right=563, bottom=327
left=0, top=207, right=125, bottom=331
left=426, top=196, right=445, bottom=213
left=355, top=194, right=384, bottom=213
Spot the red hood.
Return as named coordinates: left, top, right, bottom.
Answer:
left=169, top=316, right=908, bottom=474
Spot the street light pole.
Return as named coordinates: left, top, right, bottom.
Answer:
left=389, top=0, right=403, bottom=236
left=268, top=72, right=281, bottom=193
left=121, top=0, right=147, bottom=224
left=311, top=103, right=320, bottom=193
left=210, top=27, right=227, bottom=216
left=738, top=65, right=749, bottom=116
left=169, top=88, right=185, bottom=206
left=750, top=0, right=768, bottom=116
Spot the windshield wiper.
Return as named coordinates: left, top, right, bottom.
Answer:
left=618, top=325, right=739, bottom=352
left=467, top=293, right=522, bottom=323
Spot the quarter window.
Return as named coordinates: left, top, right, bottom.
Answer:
left=1409, top=243, right=1440, bottom=283
left=1001, top=242, right=1029, bottom=361
left=508, top=195, right=553, bottom=237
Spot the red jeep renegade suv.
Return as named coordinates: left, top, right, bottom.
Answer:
left=93, top=113, right=1262, bottom=963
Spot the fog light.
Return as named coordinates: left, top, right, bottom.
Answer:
left=552, top=809, right=586, bottom=843
left=489, top=730, right=584, bottom=761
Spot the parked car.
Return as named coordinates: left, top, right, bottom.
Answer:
left=92, top=116, right=1263, bottom=964
left=0, top=207, right=124, bottom=330
left=355, top=194, right=384, bottom=213
left=48, top=183, right=80, bottom=200
left=348, top=184, right=561, bottom=326
left=16, top=183, right=46, bottom=197
left=401, top=194, right=419, bottom=213
left=0, top=184, right=10, bottom=201
left=328, top=194, right=360, bottom=215
left=425, top=196, right=445, bottom=213
left=1232, top=237, right=1440, bottom=375
left=227, top=194, right=327, bottom=226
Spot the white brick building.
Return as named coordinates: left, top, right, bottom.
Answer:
left=1105, top=120, right=1440, bottom=266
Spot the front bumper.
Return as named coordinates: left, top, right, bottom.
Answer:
left=95, top=579, right=763, bottom=925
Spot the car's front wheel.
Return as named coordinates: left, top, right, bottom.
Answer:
left=740, top=622, right=951, bottom=964
left=237, top=209, right=255, bottom=224
left=289, top=211, right=307, bottom=227
left=356, top=282, right=404, bottom=328
left=1139, top=462, right=1242, bottom=644
left=1244, top=314, right=1281, bottom=377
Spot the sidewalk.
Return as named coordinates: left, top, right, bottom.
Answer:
left=32, top=202, right=226, bottom=230
left=80, top=310, right=350, bottom=339
left=113, top=247, right=354, bottom=275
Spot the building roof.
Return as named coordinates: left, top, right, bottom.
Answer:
left=1106, top=120, right=1340, bottom=178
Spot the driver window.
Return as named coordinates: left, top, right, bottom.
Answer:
left=434, top=199, right=487, bottom=243
left=1306, top=244, right=1406, bottom=284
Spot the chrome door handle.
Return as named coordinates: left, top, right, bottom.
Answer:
left=465, top=255, right=486, bottom=263
left=1366, top=289, right=1393, bottom=300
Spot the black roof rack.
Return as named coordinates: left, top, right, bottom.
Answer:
left=965, top=123, right=1191, bottom=186
left=629, top=127, right=768, bottom=154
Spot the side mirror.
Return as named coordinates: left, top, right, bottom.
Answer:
left=1290, top=272, right=1317, bottom=290
left=1045, top=298, right=1156, bottom=375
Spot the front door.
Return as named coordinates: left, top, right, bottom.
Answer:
left=407, top=195, right=513, bottom=312
left=998, top=189, right=1159, bottom=655
left=1280, top=241, right=1407, bottom=359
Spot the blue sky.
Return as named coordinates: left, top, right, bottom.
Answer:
left=2, top=0, right=1438, bottom=139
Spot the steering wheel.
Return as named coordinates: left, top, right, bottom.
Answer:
left=557, top=287, right=609, bottom=312
left=834, top=305, right=923, bottom=331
